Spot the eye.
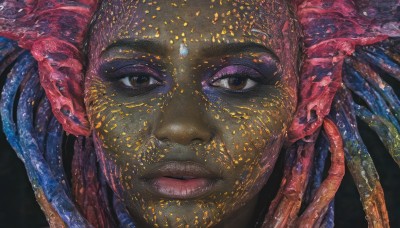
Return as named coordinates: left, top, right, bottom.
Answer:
left=212, top=76, right=257, bottom=90
left=210, top=65, right=261, bottom=91
left=119, top=74, right=160, bottom=89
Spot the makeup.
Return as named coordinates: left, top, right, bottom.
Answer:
left=85, top=0, right=299, bottom=227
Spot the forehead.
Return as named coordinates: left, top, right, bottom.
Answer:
left=90, top=0, right=292, bottom=54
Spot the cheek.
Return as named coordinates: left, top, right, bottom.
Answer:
left=215, top=89, right=293, bottom=187
left=85, top=77, right=166, bottom=197
left=85, top=77, right=162, bottom=165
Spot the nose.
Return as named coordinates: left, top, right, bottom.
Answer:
left=154, top=90, right=213, bottom=145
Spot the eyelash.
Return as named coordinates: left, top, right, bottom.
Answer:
left=101, top=59, right=278, bottom=95
left=209, top=65, right=262, bottom=91
left=100, top=63, right=166, bottom=95
left=118, top=73, right=161, bottom=88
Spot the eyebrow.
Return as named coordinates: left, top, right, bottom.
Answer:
left=101, top=39, right=168, bottom=57
left=200, top=42, right=278, bottom=60
left=102, top=39, right=278, bottom=60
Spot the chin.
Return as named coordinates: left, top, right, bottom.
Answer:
left=128, top=199, right=225, bottom=227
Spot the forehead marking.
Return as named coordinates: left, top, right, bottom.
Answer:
left=179, top=43, right=189, bottom=57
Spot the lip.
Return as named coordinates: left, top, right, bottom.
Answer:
left=141, top=161, right=221, bottom=199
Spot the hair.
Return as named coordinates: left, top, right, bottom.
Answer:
left=0, top=0, right=399, bottom=227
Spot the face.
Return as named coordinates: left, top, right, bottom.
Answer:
left=85, top=0, right=299, bottom=227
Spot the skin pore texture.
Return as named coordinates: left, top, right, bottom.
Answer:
left=85, top=0, right=300, bottom=227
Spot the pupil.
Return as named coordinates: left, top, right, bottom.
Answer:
left=131, top=75, right=150, bottom=86
left=228, top=76, right=246, bottom=89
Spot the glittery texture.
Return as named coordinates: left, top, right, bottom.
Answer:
left=0, top=0, right=399, bottom=227
left=113, top=195, right=136, bottom=228
left=310, top=134, right=330, bottom=202
left=355, top=105, right=400, bottom=166
left=329, top=88, right=390, bottom=227
left=45, top=117, right=71, bottom=194
left=1, top=52, right=34, bottom=159
left=0, top=37, right=24, bottom=75
left=72, top=136, right=116, bottom=227
left=0, top=0, right=99, bottom=136
left=263, top=135, right=318, bottom=227
left=359, top=45, right=400, bottom=81
left=321, top=201, right=335, bottom=228
left=288, top=0, right=399, bottom=142
left=35, top=97, right=52, bottom=152
left=16, top=60, right=90, bottom=227
left=349, top=52, right=400, bottom=123
left=343, top=61, right=400, bottom=132
left=302, top=133, right=333, bottom=223
left=0, top=39, right=89, bottom=227
left=296, top=118, right=345, bottom=226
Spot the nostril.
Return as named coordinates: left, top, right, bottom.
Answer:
left=191, top=138, right=206, bottom=144
left=193, top=130, right=213, bottom=144
left=157, top=136, right=169, bottom=142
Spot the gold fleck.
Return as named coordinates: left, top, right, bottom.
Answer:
left=214, top=12, right=219, bottom=21
left=221, top=27, right=227, bottom=34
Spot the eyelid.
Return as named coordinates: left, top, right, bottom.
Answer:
left=211, top=65, right=262, bottom=82
left=100, top=62, right=163, bottom=82
left=204, top=53, right=281, bottom=79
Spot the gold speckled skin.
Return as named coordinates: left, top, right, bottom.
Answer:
left=84, top=0, right=300, bottom=227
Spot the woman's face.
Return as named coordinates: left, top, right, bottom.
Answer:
left=85, top=0, right=299, bottom=226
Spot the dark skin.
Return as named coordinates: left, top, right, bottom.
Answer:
left=85, top=0, right=299, bottom=227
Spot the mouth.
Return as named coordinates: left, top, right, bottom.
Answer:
left=141, top=161, right=221, bottom=199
